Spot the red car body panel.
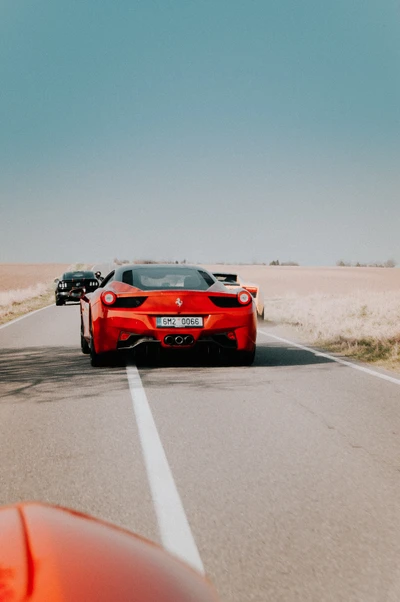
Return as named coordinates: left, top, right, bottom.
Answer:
left=0, top=502, right=219, bottom=602
left=81, top=266, right=257, bottom=358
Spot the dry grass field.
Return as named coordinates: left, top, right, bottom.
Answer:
left=0, top=264, right=72, bottom=324
left=204, top=265, right=400, bottom=372
left=0, top=264, right=70, bottom=292
left=204, top=264, right=400, bottom=297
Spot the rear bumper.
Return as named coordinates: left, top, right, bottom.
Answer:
left=92, top=311, right=257, bottom=354
left=57, top=290, right=84, bottom=302
left=57, top=287, right=97, bottom=302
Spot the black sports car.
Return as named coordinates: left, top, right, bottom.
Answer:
left=55, top=271, right=101, bottom=305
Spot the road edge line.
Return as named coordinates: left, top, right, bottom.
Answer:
left=0, top=304, right=55, bottom=330
left=126, top=365, right=205, bottom=574
left=258, top=329, right=400, bottom=386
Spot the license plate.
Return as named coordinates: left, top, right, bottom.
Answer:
left=156, top=316, right=203, bottom=328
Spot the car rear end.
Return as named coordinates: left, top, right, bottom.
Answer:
left=91, top=286, right=256, bottom=355
left=56, top=271, right=100, bottom=305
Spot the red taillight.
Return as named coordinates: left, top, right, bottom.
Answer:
left=101, top=291, right=117, bottom=306
left=237, top=290, right=252, bottom=305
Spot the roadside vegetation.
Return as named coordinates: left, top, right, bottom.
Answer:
left=265, top=291, right=400, bottom=372
left=0, top=263, right=89, bottom=326
left=0, top=284, right=54, bottom=325
left=336, top=259, right=397, bottom=268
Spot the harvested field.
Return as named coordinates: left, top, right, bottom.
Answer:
left=0, top=263, right=80, bottom=325
left=0, top=264, right=70, bottom=292
left=203, top=265, right=400, bottom=297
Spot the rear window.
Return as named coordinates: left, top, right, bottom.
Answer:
left=120, top=267, right=215, bottom=291
left=214, top=273, right=239, bottom=283
left=62, top=271, right=96, bottom=280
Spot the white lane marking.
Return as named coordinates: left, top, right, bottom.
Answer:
left=0, top=304, right=54, bottom=330
left=126, top=365, right=204, bottom=574
left=258, top=329, right=400, bottom=386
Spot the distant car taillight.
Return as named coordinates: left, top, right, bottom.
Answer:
left=237, top=291, right=252, bottom=305
left=244, top=287, right=257, bottom=298
left=101, top=291, right=117, bottom=306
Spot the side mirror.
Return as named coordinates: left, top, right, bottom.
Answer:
left=54, top=278, right=59, bottom=283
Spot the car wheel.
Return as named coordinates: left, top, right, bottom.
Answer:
left=258, top=309, right=265, bottom=321
left=55, top=296, right=64, bottom=306
left=235, top=347, right=256, bottom=366
left=90, top=334, right=107, bottom=367
left=80, top=320, right=90, bottom=355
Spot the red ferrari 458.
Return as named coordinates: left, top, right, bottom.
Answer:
left=80, top=264, right=257, bottom=367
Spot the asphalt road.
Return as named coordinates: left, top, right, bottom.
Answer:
left=1, top=304, right=400, bottom=601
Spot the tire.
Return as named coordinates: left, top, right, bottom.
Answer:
left=235, top=347, right=256, bottom=366
left=258, top=309, right=265, bottom=321
left=90, top=334, right=107, bottom=367
left=81, top=332, right=90, bottom=354
left=81, top=335, right=90, bottom=354
left=55, top=296, right=64, bottom=306
left=80, top=318, right=90, bottom=354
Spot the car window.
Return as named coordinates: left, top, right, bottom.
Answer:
left=213, top=273, right=238, bottom=283
left=198, top=270, right=216, bottom=287
left=119, top=267, right=215, bottom=291
left=62, top=271, right=95, bottom=280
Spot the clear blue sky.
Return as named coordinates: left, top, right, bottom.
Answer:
left=1, top=0, right=399, bottom=266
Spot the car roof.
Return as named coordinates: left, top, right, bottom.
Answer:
left=117, top=263, right=206, bottom=269
left=114, top=264, right=214, bottom=276
left=62, top=271, right=95, bottom=279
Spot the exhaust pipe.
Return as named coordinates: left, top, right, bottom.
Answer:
left=164, top=334, right=195, bottom=346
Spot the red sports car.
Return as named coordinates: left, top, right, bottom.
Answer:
left=80, top=264, right=257, bottom=366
